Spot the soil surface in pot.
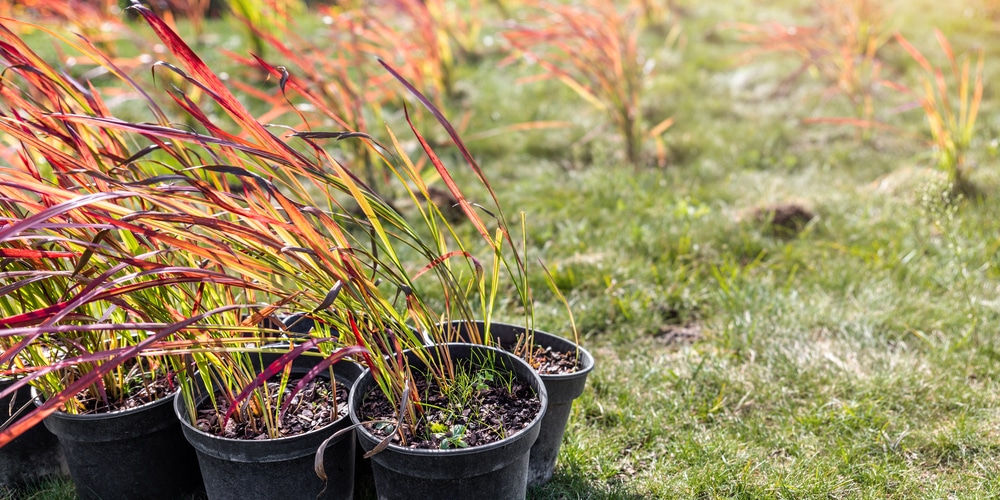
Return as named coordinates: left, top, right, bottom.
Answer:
left=523, top=345, right=580, bottom=375
left=74, top=375, right=174, bottom=414
left=196, top=378, right=347, bottom=440
left=476, top=340, right=580, bottom=375
left=461, top=330, right=582, bottom=375
left=359, top=366, right=541, bottom=449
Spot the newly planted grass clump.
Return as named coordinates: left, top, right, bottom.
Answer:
left=502, top=0, right=680, bottom=167
left=728, top=0, right=891, bottom=130
left=358, top=354, right=538, bottom=450
left=889, top=30, right=986, bottom=192
left=3, top=0, right=1000, bottom=498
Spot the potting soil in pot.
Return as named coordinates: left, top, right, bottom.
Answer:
left=196, top=377, right=347, bottom=439
left=358, top=364, right=541, bottom=449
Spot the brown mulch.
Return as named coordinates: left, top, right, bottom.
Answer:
left=358, top=367, right=541, bottom=450
left=196, top=378, right=347, bottom=440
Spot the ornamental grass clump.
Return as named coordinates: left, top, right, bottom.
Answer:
left=502, top=0, right=678, bottom=167
left=727, top=0, right=891, bottom=139
left=887, top=30, right=985, bottom=191
left=0, top=189, right=265, bottom=443
left=0, top=2, right=544, bottom=448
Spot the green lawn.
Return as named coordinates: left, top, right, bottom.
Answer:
left=5, top=0, right=1000, bottom=498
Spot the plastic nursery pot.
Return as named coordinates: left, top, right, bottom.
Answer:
left=38, top=387, right=203, bottom=500
left=435, top=321, right=595, bottom=486
left=175, top=352, right=363, bottom=500
left=350, top=343, right=548, bottom=500
left=0, top=378, right=67, bottom=487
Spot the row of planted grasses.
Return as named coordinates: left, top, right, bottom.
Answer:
left=5, top=0, right=986, bottom=179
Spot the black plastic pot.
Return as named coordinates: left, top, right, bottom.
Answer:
left=350, top=343, right=547, bottom=500
left=175, top=353, right=363, bottom=500
left=39, top=389, right=203, bottom=500
left=0, top=379, right=67, bottom=487
left=435, top=321, right=595, bottom=486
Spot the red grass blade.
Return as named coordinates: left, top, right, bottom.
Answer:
left=399, top=105, right=491, bottom=242
left=0, top=304, right=249, bottom=447
left=933, top=28, right=959, bottom=79
left=413, top=250, right=481, bottom=280
left=894, top=32, right=933, bottom=73
left=377, top=60, right=501, bottom=215
left=0, top=249, right=76, bottom=259
left=277, top=345, right=368, bottom=419
left=222, top=337, right=327, bottom=427
left=0, top=191, right=134, bottom=243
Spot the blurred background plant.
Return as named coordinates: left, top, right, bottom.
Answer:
left=229, top=0, right=304, bottom=56
left=727, top=0, right=892, bottom=141
left=501, top=0, right=681, bottom=168
left=728, top=0, right=987, bottom=192
left=9, top=0, right=147, bottom=56
left=886, top=30, right=985, bottom=193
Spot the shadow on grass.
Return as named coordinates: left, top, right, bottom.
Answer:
left=12, top=468, right=652, bottom=500
left=351, top=462, right=652, bottom=500
left=528, top=468, right=652, bottom=500
left=0, top=476, right=74, bottom=500
left=1, top=475, right=210, bottom=500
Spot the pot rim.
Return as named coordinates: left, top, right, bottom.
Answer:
left=350, top=342, right=548, bottom=457
left=174, top=363, right=359, bottom=445
left=432, top=320, right=596, bottom=380
left=33, top=385, right=178, bottom=421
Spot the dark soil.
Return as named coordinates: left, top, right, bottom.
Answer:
left=74, top=375, right=174, bottom=414
left=752, top=202, right=816, bottom=237
left=359, top=367, right=541, bottom=449
left=525, top=345, right=581, bottom=375
left=476, top=334, right=582, bottom=375
left=196, top=377, right=347, bottom=440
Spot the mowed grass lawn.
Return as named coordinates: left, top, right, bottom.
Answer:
left=7, top=0, right=1000, bottom=498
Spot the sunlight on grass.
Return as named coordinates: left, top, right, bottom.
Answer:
left=2, top=0, right=1000, bottom=498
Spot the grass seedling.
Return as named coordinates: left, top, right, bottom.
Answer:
left=438, top=424, right=468, bottom=449
left=887, top=30, right=985, bottom=192
left=410, top=352, right=521, bottom=448
left=502, top=0, right=678, bottom=167
left=728, top=0, right=891, bottom=140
